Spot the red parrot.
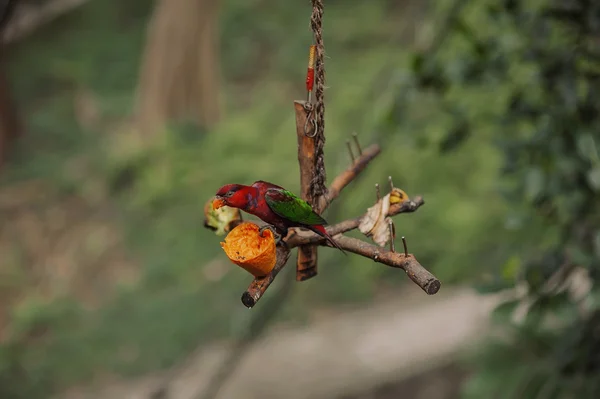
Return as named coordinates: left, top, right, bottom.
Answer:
left=212, top=180, right=344, bottom=253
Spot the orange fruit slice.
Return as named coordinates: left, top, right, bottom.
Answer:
left=220, top=222, right=277, bottom=277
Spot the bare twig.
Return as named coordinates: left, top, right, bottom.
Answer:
left=352, top=132, right=362, bottom=155
left=241, top=245, right=292, bottom=308
left=318, top=143, right=381, bottom=210
left=346, top=140, right=355, bottom=163
left=388, top=220, right=396, bottom=253
left=334, top=235, right=441, bottom=295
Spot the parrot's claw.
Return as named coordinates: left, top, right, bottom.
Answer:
left=275, top=235, right=288, bottom=247
left=259, top=225, right=286, bottom=247
left=259, top=225, right=278, bottom=238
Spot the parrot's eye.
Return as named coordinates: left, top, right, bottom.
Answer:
left=225, top=190, right=235, bottom=197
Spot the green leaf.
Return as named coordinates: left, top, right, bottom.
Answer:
left=411, top=53, right=424, bottom=74
left=541, top=292, right=571, bottom=314
left=439, top=121, right=471, bottom=153
left=587, top=287, right=600, bottom=310
left=524, top=266, right=545, bottom=293
left=524, top=298, right=545, bottom=328
left=576, top=133, right=598, bottom=162
left=491, top=299, right=520, bottom=324
left=586, top=166, right=600, bottom=191
left=501, top=255, right=521, bottom=282
left=524, top=167, right=545, bottom=202
left=569, top=247, right=593, bottom=267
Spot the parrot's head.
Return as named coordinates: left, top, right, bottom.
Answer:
left=213, top=184, right=249, bottom=210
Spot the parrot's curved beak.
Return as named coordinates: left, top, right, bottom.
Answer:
left=212, top=197, right=226, bottom=210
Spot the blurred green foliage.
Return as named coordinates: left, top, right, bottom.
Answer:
left=386, top=0, right=600, bottom=397
left=0, top=0, right=552, bottom=397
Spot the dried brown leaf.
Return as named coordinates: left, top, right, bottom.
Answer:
left=358, top=193, right=392, bottom=247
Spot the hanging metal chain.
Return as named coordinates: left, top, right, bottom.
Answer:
left=308, top=0, right=327, bottom=202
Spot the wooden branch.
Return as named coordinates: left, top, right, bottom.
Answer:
left=239, top=196, right=428, bottom=308
left=333, top=235, right=441, bottom=295
left=318, top=143, right=381, bottom=211
left=241, top=245, right=291, bottom=308
left=294, top=100, right=319, bottom=281
left=287, top=196, right=425, bottom=247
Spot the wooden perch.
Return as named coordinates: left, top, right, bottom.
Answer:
left=242, top=245, right=292, bottom=308
left=333, top=235, right=440, bottom=295
left=240, top=195, right=436, bottom=308
left=294, top=100, right=319, bottom=281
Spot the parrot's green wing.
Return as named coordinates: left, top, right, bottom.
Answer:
left=264, top=188, right=327, bottom=225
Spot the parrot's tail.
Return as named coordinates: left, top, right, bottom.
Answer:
left=307, top=225, right=347, bottom=255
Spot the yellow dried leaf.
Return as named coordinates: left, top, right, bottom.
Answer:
left=389, top=188, right=409, bottom=205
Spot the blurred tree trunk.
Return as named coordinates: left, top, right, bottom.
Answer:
left=0, top=50, right=23, bottom=168
left=136, top=0, right=221, bottom=135
left=0, top=0, right=23, bottom=169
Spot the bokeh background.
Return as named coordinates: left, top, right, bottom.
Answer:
left=1, top=0, right=599, bottom=398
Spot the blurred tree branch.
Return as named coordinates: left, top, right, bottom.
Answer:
left=1, top=0, right=89, bottom=44
left=318, top=142, right=382, bottom=211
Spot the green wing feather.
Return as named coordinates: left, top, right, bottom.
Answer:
left=264, top=188, right=327, bottom=225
